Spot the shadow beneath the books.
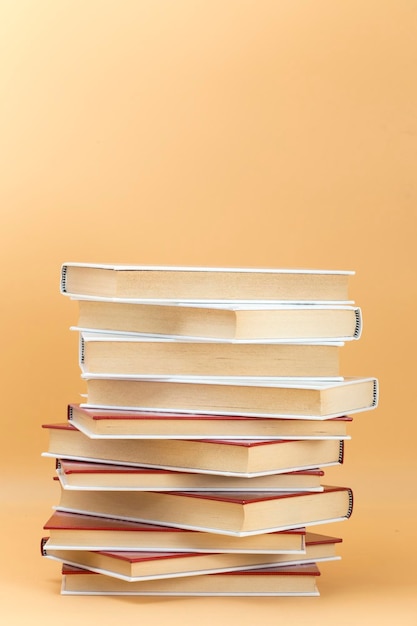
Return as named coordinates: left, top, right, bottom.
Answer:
left=110, top=596, right=303, bottom=606
left=45, top=576, right=63, bottom=595
left=110, top=596, right=201, bottom=606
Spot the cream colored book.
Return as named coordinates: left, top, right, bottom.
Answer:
left=60, top=263, right=354, bottom=303
left=42, top=423, right=345, bottom=477
left=42, top=532, right=341, bottom=582
left=81, top=375, right=378, bottom=419
left=43, top=510, right=307, bottom=553
left=78, top=332, right=343, bottom=379
left=73, top=300, right=361, bottom=341
left=55, top=485, right=353, bottom=537
left=68, top=403, right=352, bottom=440
left=55, top=459, right=325, bottom=492
left=60, top=562, right=321, bottom=596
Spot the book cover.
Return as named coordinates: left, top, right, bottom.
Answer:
left=55, top=484, right=354, bottom=536
left=60, top=562, right=322, bottom=596
left=68, top=403, right=352, bottom=440
left=73, top=300, right=362, bottom=341
left=81, top=375, right=379, bottom=419
left=42, top=532, right=340, bottom=582
left=78, top=332, right=343, bottom=379
left=61, top=263, right=354, bottom=303
left=42, top=423, right=345, bottom=477
left=55, top=458, right=325, bottom=492
left=43, top=510, right=307, bottom=553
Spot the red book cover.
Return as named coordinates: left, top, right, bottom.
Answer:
left=43, top=510, right=305, bottom=537
left=84, top=530, right=341, bottom=561
left=61, top=562, right=321, bottom=577
left=56, top=458, right=325, bottom=478
left=43, top=423, right=344, bottom=480
left=151, top=485, right=352, bottom=506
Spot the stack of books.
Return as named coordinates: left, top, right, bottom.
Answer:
left=41, top=263, right=378, bottom=597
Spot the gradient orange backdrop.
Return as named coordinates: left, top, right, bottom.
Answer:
left=1, top=1, right=416, bottom=624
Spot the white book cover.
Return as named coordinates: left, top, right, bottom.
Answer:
left=76, top=328, right=348, bottom=346
left=62, top=262, right=354, bottom=273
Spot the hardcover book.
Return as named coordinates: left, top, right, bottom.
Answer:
left=40, top=261, right=374, bottom=599
left=56, top=484, right=354, bottom=536
left=78, top=332, right=342, bottom=379
left=60, top=263, right=354, bottom=303
left=42, top=423, right=345, bottom=477
left=68, top=403, right=352, bottom=440
left=60, top=562, right=322, bottom=596
left=81, top=375, right=378, bottom=419
left=74, top=300, right=362, bottom=341
left=55, top=459, right=325, bottom=492
left=43, top=510, right=307, bottom=553
left=42, top=532, right=341, bottom=582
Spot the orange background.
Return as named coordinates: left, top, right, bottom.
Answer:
left=1, top=1, right=416, bottom=623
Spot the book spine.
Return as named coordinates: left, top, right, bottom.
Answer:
left=60, top=265, right=68, bottom=293
left=79, top=336, right=85, bottom=366
left=347, top=489, right=354, bottom=518
left=354, top=308, right=362, bottom=339
left=40, top=537, right=48, bottom=556
left=372, top=380, right=379, bottom=407
left=338, top=441, right=345, bottom=464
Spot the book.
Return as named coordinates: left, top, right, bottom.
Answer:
left=60, top=263, right=354, bottom=303
left=56, top=485, right=353, bottom=536
left=60, top=562, right=321, bottom=596
left=68, top=404, right=352, bottom=440
left=43, top=510, right=307, bottom=553
left=78, top=332, right=343, bottom=379
left=74, top=300, right=362, bottom=341
left=42, top=532, right=341, bottom=582
left=81, top=375, right=378, bottom=419
left=42, top=423, right=345, bottom=477
left=56, top=459, right=325, bottom=492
